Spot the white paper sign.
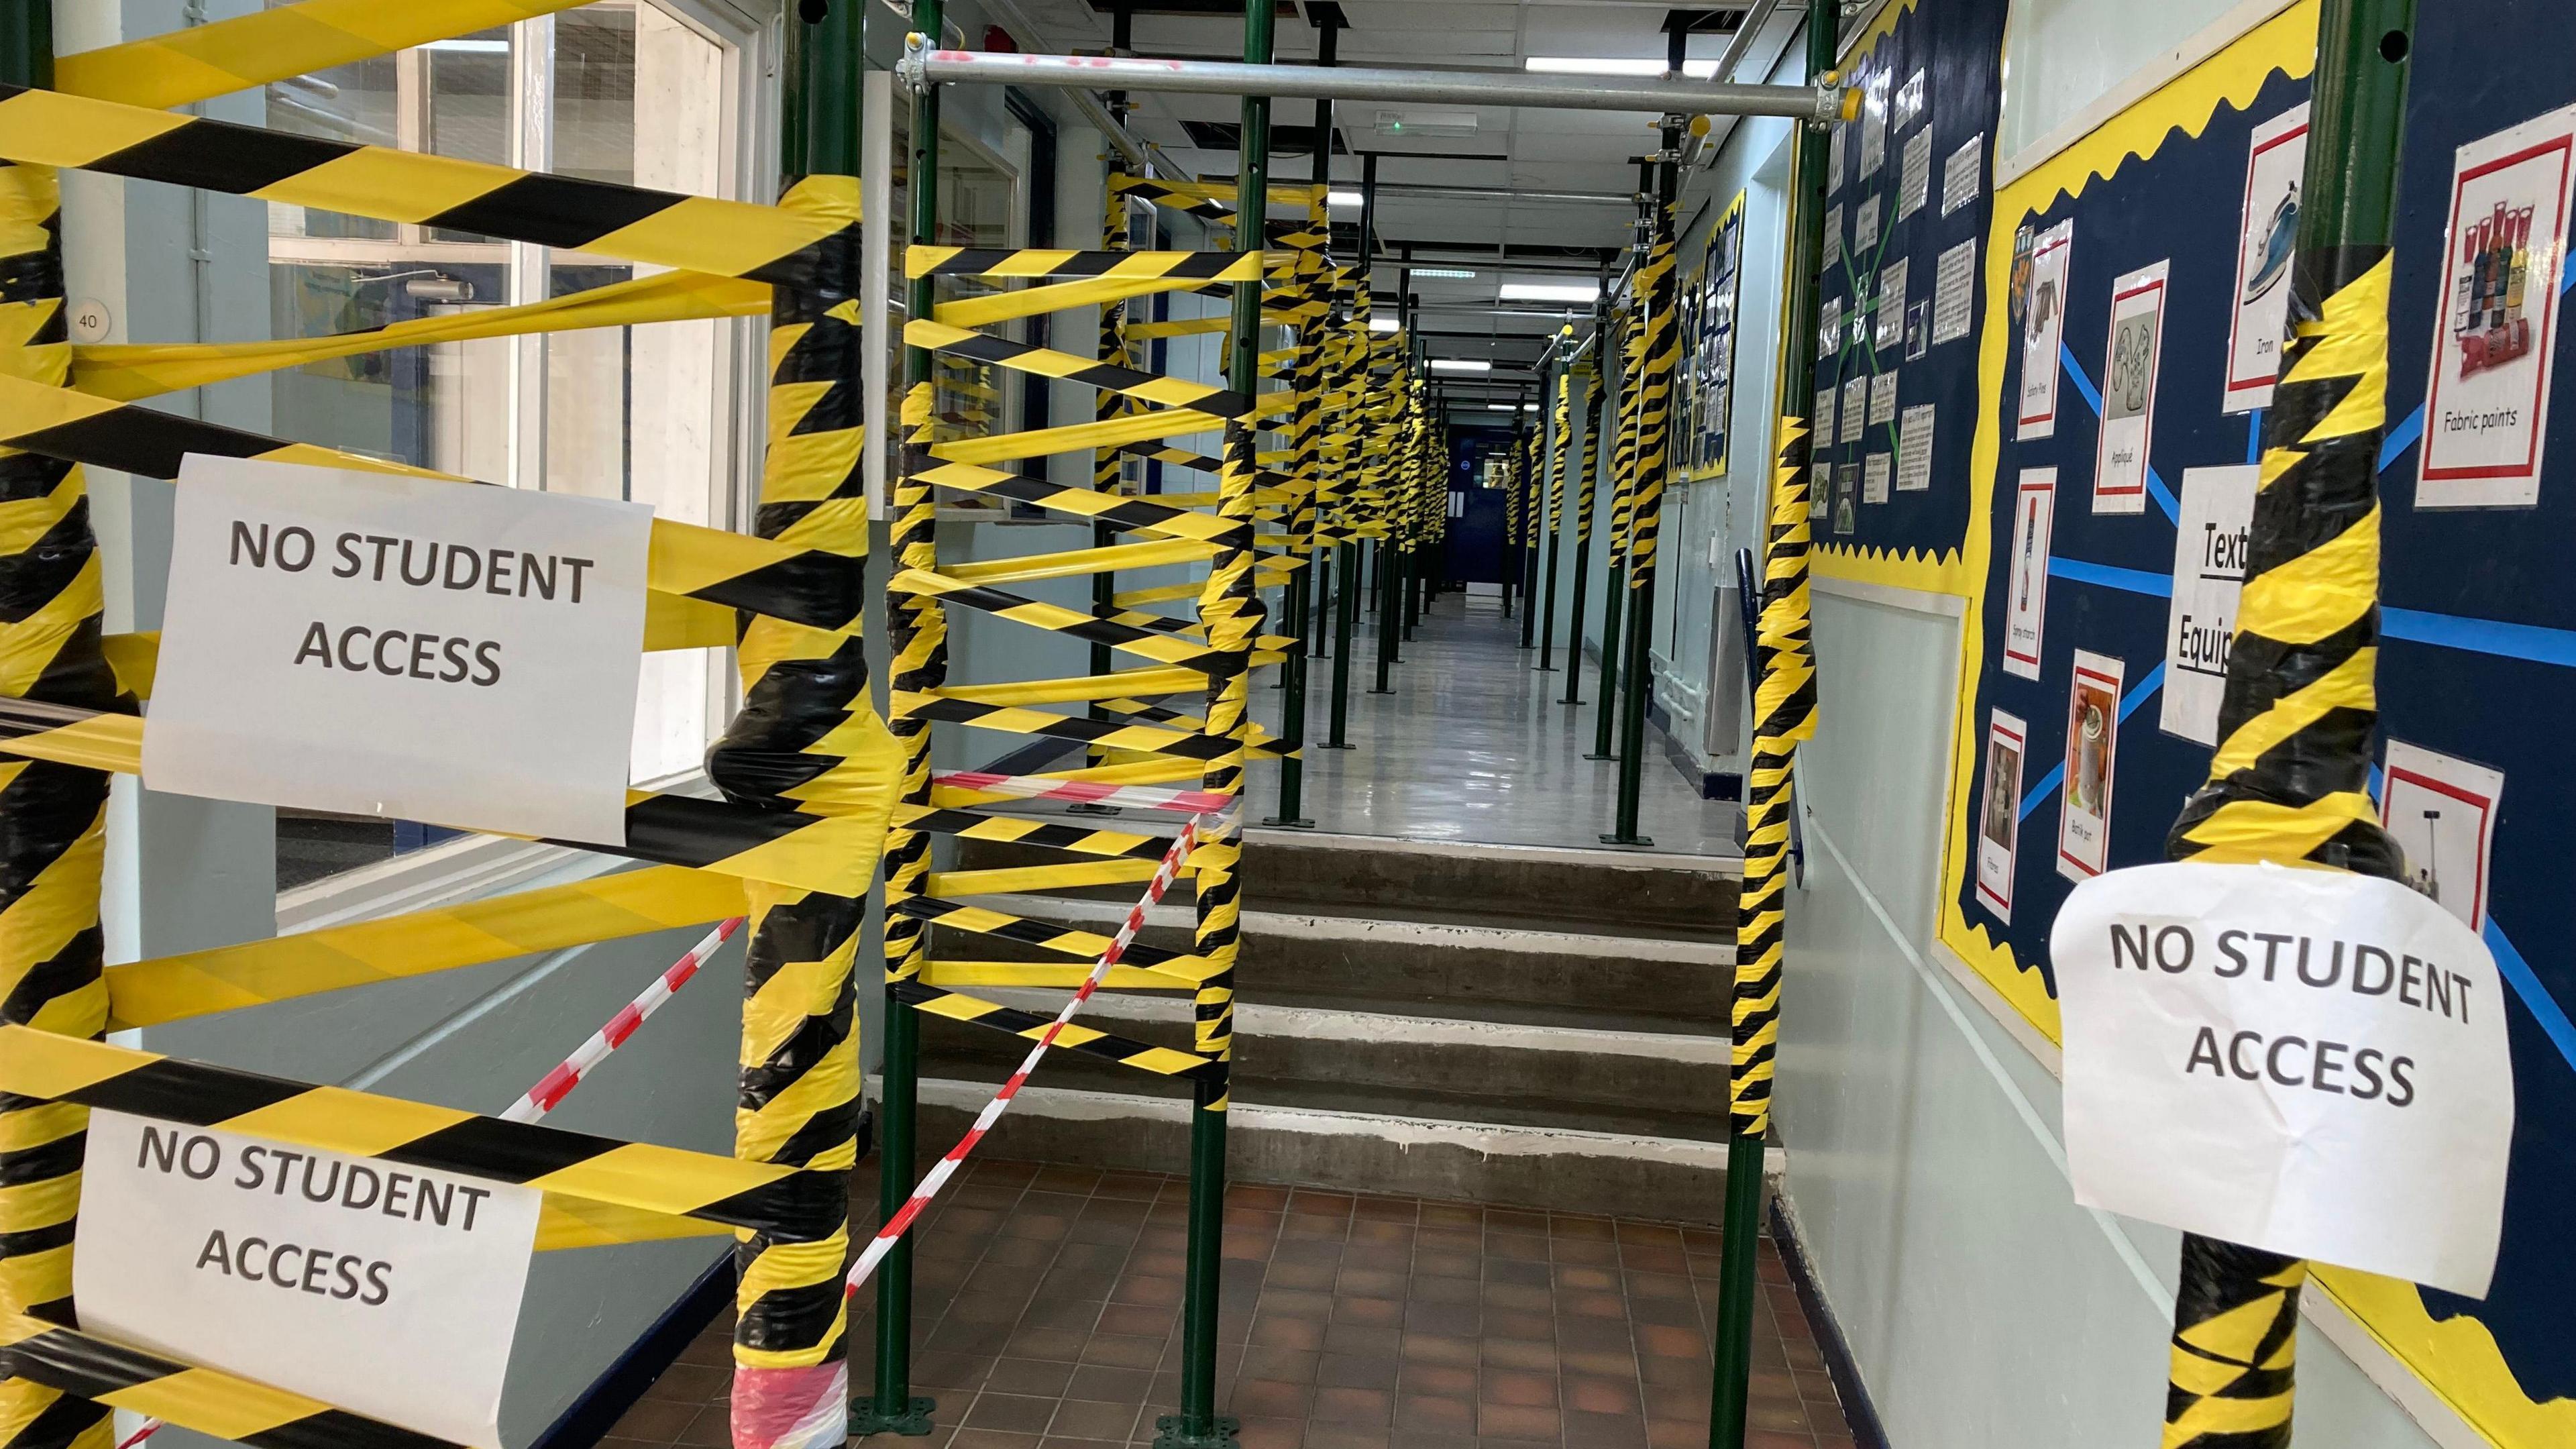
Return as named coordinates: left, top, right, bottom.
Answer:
left=1864, top=451, right=1892, bottom=504
left=2381, top=741, right=2506, bottom=930
left=1854, top=195, right=1882, bottom=257
left=1933, top=237, right=1978, bottom=345
left=1859, top=71, right=1888, bottom=179
left=2226, top=105, right=2311, bottom=413
left=1896, top=404, right=1936, bottom=491
left=1943, top=133, right=1984, bottom=217
left=2019, top=221, right=2074, bottom=439
left=1841, top=376, right=1868, bottom=445
left=2055, top=861, right=2515, bottom=1297
left=2002, top=469, right=2056, bottom=680
left=1898, top=127, right=1933, bottom=221
left=146, top=458, right=653, bottom=845
left=2160, top=466, right=2257, bottom=745
left=1809, top=463, right=1832, bottom=520
left=1824, top=204, right=1843, bottom=265
left=1828, top=121, right=1847, bottom=197
left=2057, top=649, right=2123, bottom=881
left=76, top=1112, right=543, bottom=1447
left=2419, top=103, right=2576, bottom=508
left=1815, top=385, right=1836, bottom=441
left=2095, top=260, right=2170, bottom=515
left=1976, top=709, right=2027, bottom=922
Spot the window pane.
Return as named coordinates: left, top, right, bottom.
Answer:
left=543, top=3, right=732, bottom=784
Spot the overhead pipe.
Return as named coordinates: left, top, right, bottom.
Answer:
left=900, top=37, right=1847, bottom=121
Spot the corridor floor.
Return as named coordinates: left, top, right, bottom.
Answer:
left=604, top=1157, right=1858, bottom=1449
left=1245, top=590, right=1741, bottom=857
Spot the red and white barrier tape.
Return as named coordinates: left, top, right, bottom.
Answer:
left=843, top=807, right=1226, bottom=1295
left=935, top=769, right=1230, bottom=815
left=502, top=916, right=745, bottom=1123
left=113, top=915, right=751, bottom=1449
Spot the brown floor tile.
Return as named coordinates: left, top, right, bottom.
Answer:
left=1477, top=1402, right=1562, bottom=1440
left=986, top=1358, right=1078, bottom=1397
left=947, top=1432, right=1039, bottom=1449
left=1311, top=1385, right=1393, bottom=1424
left=1231, top=1415, right=1303, bottom=1449
left=1482, top=1338, right=1556, bottom=1373
left=1332, top=1295, right=1402, bottom=1327
left=1315, top=1352, right=1399, bottom=1391
left=1565, top=1409, right=1652, bottom=1449
left=1046, top=1398, right=1140, bottom=1441
left=1395, top=1391, right=1478, bottom=1434
left=1231, top=1378, right=1314, bottom=1418
left=963, top=1393, right=1059, bottom=1434
left=606, top=1398, right=696, bottom=1440
left=1065, top=1363, right=1153, bottom=1402
left=1301, top=1425, right=1391, bottom=1449
left=1479, top=1367, right=1560, bottom=1407
left=1402, top=1331, right=1481, bottom=1368
left=1248, top=1314, right=1328, bottom=1352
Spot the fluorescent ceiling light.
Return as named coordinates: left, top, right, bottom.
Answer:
left=1410, top=267, right=1477, bottom=279
left=1327, top=191, right=1364, bottom=207
left=1523, top=402, right=1540, bottom=411
left=1429, top=359, right=1492, bottom=374
left=1525, top=56, right=1723, bottom=80
left=1486, top=404, right=1517, bottom=411
left=1368, top=315, right=1400, bottom=332
left=1498, top=280, right=1601, bottom=303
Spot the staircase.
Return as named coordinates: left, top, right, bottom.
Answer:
left=901, top=828, right=1746, bottom=1223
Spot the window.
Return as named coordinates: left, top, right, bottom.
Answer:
left=262, top=2, right=756, bottom=885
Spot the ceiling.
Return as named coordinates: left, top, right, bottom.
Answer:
left=978, top=0, right=1813, bottom=405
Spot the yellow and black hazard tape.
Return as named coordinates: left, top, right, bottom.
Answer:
left=906, top=320, right=1254, bottom=420
left=0, top=372, right=869, bottom=631
left=941, top=537, right=1218, bottom=588
left=905, top=246, right=1259, bottom=282
left=1108, top=174, right=1232, bottom=220
left=898, top=694, right=1232, bottom=761
left=108, top=863, right=745, bottom=1029
left=76, top=268, right=763, bottom=402
left=887, top=570, right=1244, bottom=669
left=0, top=1026, right=841, bottom=1234
left=1114, top=441, right=1294, bottom=492
left=890, top=979, right=1222, bottom=1082
left=896, top=805, right=1172, bottom=864
left=0, top=1310, right=458, bottom=1449
left=2161, top=1239, right=2306, bottom=1448
left=57, top=0, right=595, bottom=112
left=1728, top=417, right=1819, bottom=1140
left=0, top=85, right=848, bottom=288
left=891, top=896, right=1203, bottom=974
left=933, top=665, right=1209, bottom=708
left=0, top=696, right=884, bottom=896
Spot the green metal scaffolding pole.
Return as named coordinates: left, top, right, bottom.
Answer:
left=1562, top=317, right=1606, bottom=705
left=861, top=0, right=937, bottom=1431
left=1268, top=9, right=1336, bottom=826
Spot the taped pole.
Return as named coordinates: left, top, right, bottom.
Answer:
left=1588, top=176, right=1652, bottom=763
left=1536, top=340, right=1571, bottom=672
left=2157, top=3, right=2413, bottom=1445
left=1709, top=1, right=1833, bottom=1440
left=1607, top=72, right=1682, bottom=848
left=1401, top=292, right=1426, bottom=639
left=1088, top=3, right=1134, bottom=742
left=1165, top=4, right=1271, bottom=1444
left=861, top=0, right=948, bottom=1433
left=0, top=9, right=123, bottom=1449
left=718, top=5, right=873, bottom=1444
left=1268, top=9, right=1337, bottom=828
left=1562, top=314, right=1607, bottom=704
left=1518, top=405, right=1541, bottom=647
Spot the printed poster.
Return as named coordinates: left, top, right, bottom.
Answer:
left=1897, top=404, right=1935, bottom=491
left=1833, top=462, right=1860, bottom=535
left=1899, top=127, right=1932, bottom=221
left=1876, top=258, right=1909, bottom=353
left=1864, top=451, right=1892, bottom=504
left=1841, top=376, right=1868, bottom=445
left=1868, top=370, right=1899, bottom=427
left=1943, top=133, right=1984, bottom=217
left=2225, top=105, right=2310, bottom=413
left=1809, top=462, right=1831, bottom=520
left=1976, top=710, right=2027, bottom=922
left=1815, top=384, right=1836, bottom=441
left=2018, top=220, right=2073, bottom=439
left=2419, top=103, right=2576, bottom=508
left=1933, top=238, right=1977, bottom=345
left=2002, top=468, right=2055, bottom=680
left=2057, top=649, right=2125, bottom=881
left=2159, top=466, right=2257, bottom=747
left=1859, top=69, right=1888, bottom=179
left=1856, top=195, right=1882, bottom=257
left=2096, top=260, right=2170, bottom=515
left=2380, top=741, right=2506, bottom=931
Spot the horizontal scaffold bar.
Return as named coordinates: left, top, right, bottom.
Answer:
left=900, top=40, right=1849, bottom=122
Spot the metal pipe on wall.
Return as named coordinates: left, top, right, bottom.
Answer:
left=900, top=42, right=1843, bottom=120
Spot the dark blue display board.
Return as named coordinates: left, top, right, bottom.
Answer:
left=1807, top=0, right=2008, bottom=584
left=1938, top=3, right=2576, bottom=1434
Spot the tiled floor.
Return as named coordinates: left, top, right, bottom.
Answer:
left=603, top=1158, right=1855, bottom=1449
left=1244, top=594, right=1743, bottom=858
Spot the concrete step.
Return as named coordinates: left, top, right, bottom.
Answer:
left=932, top=894, right=1735, bottom=1031
left=947, top=828, right=1742, bottom=938
left=918, top=991, right=1729, bottom=1128
left=894, top=1079, right=1737, bottom=1224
